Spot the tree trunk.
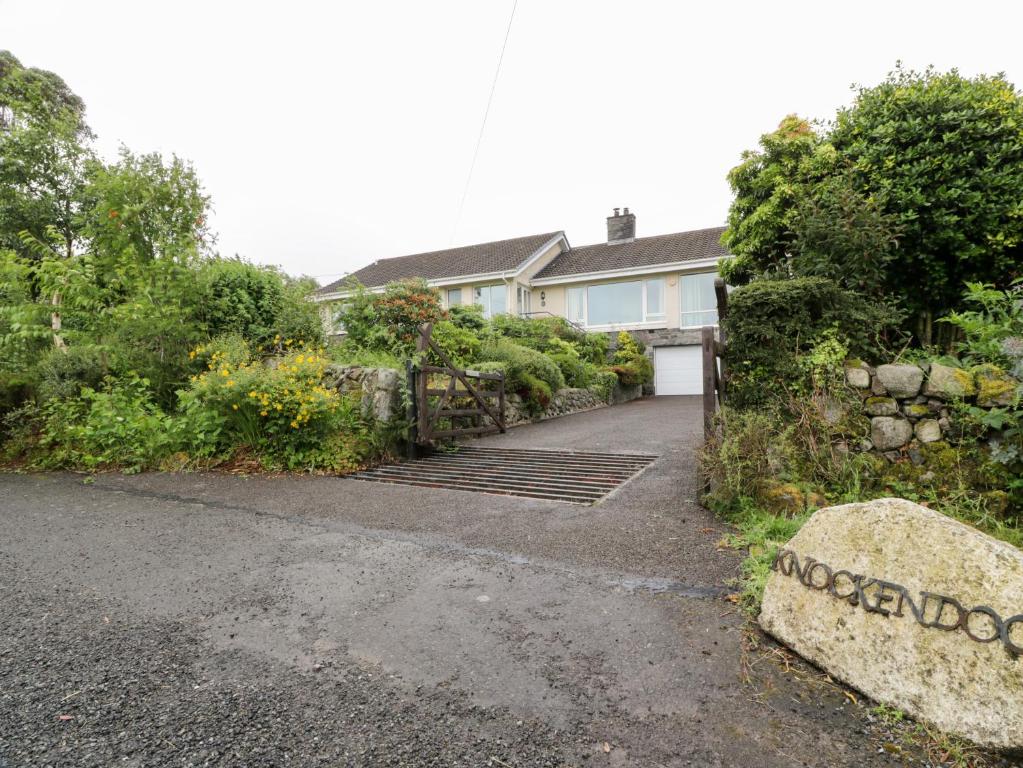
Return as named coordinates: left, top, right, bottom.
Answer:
left=51, top=290, right=67, bottom=351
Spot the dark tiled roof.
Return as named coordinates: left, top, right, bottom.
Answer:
left=533, top=226, right=728, bottom=279
left=317, top=231, right=561, bottom=294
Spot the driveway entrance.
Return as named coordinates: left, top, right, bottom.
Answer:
left=0, top=395, right=924, bottom=766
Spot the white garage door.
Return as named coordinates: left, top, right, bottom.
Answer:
left=654, top=345, right=703, bottom=395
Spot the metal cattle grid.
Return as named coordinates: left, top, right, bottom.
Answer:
left=352, top=445, right=658, bottom=504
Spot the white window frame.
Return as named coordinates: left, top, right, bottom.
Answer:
left=474, top=284, right=507, bottom=319
left=568, top=278, right=667, bottom=330
left=516, top=284, right=532, bottom=316
left=446, top=287, right=462, bottom=308
left=678, top=271, right=719, bottom=329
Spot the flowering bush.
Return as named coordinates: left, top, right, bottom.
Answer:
left=334, top=279, right=446, bottom=357
left=180, top=335, right=374, bottom=471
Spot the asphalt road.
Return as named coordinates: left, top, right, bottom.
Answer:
left=0, top=397, right=934, bottom=766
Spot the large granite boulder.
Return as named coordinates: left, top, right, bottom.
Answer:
left=875, top=364, right=924, bottom=399
left=759, top=498, right=1023, bottom=751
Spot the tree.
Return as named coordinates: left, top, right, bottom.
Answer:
left=0, top=51, right=94, bottom=351
left=720, top=115, right=824, bottom=285
left=723, top=66, right=1023, bottom=347
left=830, top=65, right=1023, bottom=343
left=0, top=50, right=93, bottom=259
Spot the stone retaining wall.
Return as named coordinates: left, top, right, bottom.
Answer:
left=323, top=365, right=643, bottom=430
left=844, top=360, right=1019, bottom=460
left=323, top=365, right=403, bottom=423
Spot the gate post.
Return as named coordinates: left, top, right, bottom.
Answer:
left=405, top=360, right=419, bottom=459
left=701, top=325, right=717, bottom=439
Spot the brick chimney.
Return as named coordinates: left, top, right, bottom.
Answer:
left=606, top=207, right=636, bottom=243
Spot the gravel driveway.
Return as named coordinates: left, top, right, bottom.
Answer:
left=1, top=397, right=932, bottom=766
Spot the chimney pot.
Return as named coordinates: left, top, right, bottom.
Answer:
left=613, top=207, right=620, bottom=216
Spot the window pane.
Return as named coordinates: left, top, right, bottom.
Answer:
left=447, top=288, right=462, bottom=307
left=645, top=278, right=665, bottom=318
left=567, top=287, right=585, bottom=324
left=490, top=285, right=507, bottom=316
left=680, top=272, right=718, bottom=327
left=587, top=281, right=643, bottom=325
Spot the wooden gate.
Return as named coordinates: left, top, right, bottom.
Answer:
left=410, top=323, right=505, bottom=447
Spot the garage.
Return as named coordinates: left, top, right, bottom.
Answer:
left=653, top=345, right=703, bottom=395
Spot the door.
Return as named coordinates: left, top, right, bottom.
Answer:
left=654, top=345, right=703, bottom=395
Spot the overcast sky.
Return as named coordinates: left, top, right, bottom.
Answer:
left=5, top=1, right=1023, bottom=284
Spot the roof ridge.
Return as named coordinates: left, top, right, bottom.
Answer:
left=570, top=225, right=725, bottom=251
left=372, top=230, right=562, bottom=264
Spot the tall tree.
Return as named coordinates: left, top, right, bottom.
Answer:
left=723, top=66, right=1023, bottom=346
left=720, top=115, right=823, bottom=284
left=830, top=65, right=1023, bottom=343
left=0, top=50, right=93, bottom=259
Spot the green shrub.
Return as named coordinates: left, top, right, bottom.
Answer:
left=479, top=338, right=564, bottom=412
left=724, top=277, right=895, bottom=407
left=200, top=259, right=323, bottom=348
left=481, top=338, right=564, bottom=390
left=335, top=279, right=445, bottom=357
left=35, top=345, right=109, bottom=402
left=576, top=332, right=610, bottom=366
left=588, top=369, right=618, bottom=403
left=610, top=332, right=654, bottom=387
left=447, top=303, right=486, bottom=332
left=430, top=320, right=481, bottom=367
left=944, top=280, right=1023, bottom=371
left=549, top=352, right=592, bottom=388
left=37, top=375, right=181, bottom=473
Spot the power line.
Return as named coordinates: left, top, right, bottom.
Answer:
left=449, top=0, right=518, bottom=245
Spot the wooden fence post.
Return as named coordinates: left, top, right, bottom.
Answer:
left=405, top=360, right=418, bottom=459
left=498, top=376, right=506, bottom=433
left=415, top=323, right=432, bottom=445
left=701, top=325, right=717, bottom=439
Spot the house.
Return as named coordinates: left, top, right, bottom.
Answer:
left=313, top=209, right=730, bottom=395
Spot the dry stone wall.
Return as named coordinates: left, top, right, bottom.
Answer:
left=323, top=365, right=643, bottom=429
left=845, top=360, right=1020, bottom=461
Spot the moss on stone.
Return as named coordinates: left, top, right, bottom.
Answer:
left=973, top=363, right=1018, bottom=407
left=761, top=482, right=805, bottom=516
left=903, top=403, right=930, bottom=418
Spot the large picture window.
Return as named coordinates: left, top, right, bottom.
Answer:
left=474, top=284, right=507, bottom=319
left=567, top=278, right=667, bottom=328
left=587, top=281, right=643, bottom=325
left=679, top=272, right=718, bottom=328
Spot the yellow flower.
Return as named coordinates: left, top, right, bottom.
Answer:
left=296, top=355, right=305, bottom=364
left=189, top=350, right=196, bottom=359
left=275, top=403, right=282, bottom=411
left=220, top=369, right=229, bottom=377
left=227, top=380, right=235, bottom=387
left=290, top=421, right=299, bottom=429
left=232, top=404, right=239, bottom=410
left=248, top=391, right=257, bottom=398
left=260, top=410, right=268, bottom=417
